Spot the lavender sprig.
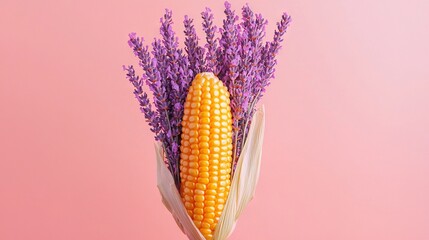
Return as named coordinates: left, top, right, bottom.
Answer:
left=237, top=5, right=268, bottom=156
left=184, top=16, right=205, bottom=75
left=258, top=12, right=291, bottom=101
left=218, top=1, right=241, bottom=88
left=217, top=2, right=245, bottom=165
left=123, top=65, right=161, bottom=140
left=201, top=8, right=218, bottom=74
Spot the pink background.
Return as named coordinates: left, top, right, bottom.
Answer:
left=1, top=0, right=429, bottom=239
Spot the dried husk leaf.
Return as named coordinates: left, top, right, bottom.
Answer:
left=156, top=106, right=265, bottom=240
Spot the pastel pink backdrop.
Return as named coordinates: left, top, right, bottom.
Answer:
left=1, top=0, right=428, bottom=239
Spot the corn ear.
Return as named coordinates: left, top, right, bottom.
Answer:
left=179, top=73, right=233, bottom=239
left=156, top=105, right=265, bottom=240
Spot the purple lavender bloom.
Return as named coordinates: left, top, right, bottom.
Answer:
left=259, top=12, right=292, bottom=99
left=123, top=65, right=161, bottom=139
left=124, top=1, right=291, bottom=186
left=201, top=8, right=218, bottom=74
left=218, top=1, right=241, bottom=88
left=184, top=15, right=205, bottom=75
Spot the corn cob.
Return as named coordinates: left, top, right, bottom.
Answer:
left=179, top=72, right=233, bottom=239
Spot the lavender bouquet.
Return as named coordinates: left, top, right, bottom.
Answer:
left=124, top=2, right=290, bottom=239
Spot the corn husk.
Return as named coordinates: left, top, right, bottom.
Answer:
left=156, top=105, right=265, bottom=240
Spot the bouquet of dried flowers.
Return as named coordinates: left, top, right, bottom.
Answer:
left=124, top=2, right=290, bottom=239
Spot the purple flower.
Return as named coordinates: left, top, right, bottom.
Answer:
left=201, top=8, right=218, bottom=74
left=218, top=1, right=241, bottom=88
left=259, top=12, right=292, bottom=99
left=184, top=15, right=205, bottom=75
left=123, top=65, right=161, bottom=139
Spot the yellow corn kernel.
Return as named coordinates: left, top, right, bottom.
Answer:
left=180, top=72, right=233, bottom=240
